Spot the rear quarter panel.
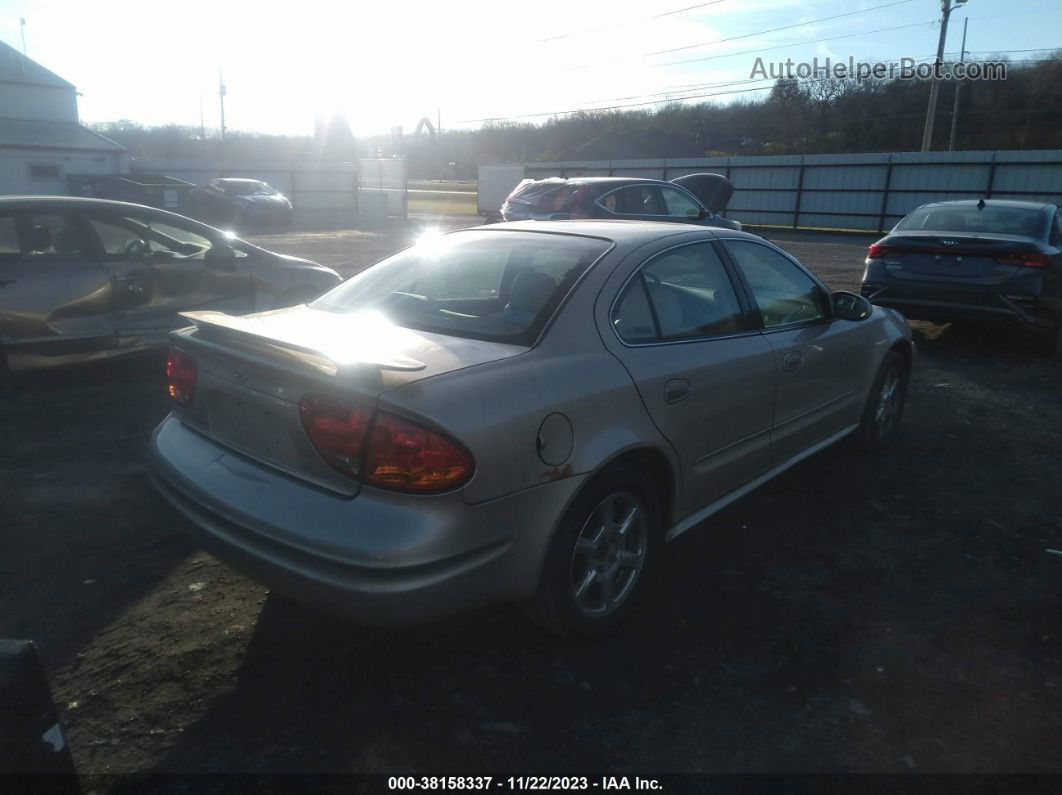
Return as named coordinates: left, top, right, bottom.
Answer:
left=377, top=236, right=678, bottom=507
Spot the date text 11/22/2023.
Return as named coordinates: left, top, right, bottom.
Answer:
left=387, top=776, right=663, bottom=791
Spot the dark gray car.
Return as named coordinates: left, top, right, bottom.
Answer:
left=501, top=175, right=741, bottom=230
left=861, top=200, right=1062, bottom=355
left=0, top=196, right=340, bottom=375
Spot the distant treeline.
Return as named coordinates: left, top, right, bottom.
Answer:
left=91, top=54, right=1061, bottom=180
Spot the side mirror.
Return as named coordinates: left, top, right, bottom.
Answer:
left=831, top=290, right=873, bottom=321
left=205, top=242, right=237, bottom=272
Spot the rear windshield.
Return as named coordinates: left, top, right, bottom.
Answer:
left=311, top=230, right=611, bottom=345
left=897, top=205, right=1046, bottom=237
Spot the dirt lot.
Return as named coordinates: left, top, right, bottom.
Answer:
left=2, top=220, right=1061, bottom=788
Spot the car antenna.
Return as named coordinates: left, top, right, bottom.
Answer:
left=977, top=198, right=986, bottom=210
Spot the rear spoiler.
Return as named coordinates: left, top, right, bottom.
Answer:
left=178, top=311, right=427, bottom=372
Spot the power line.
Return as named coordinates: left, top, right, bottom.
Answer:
left=645, top=0, right=916, bottom=58
left=464, top=56, right=1060, bottom=123
left=655, top=19, right=934, bottom=69
left=564, top=0, right=917, bottom=72
left=540, top=0, right=726, bottom=42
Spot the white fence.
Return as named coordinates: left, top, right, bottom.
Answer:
left=133, top=157, right=409, bottom=226
left=521, top=150, right=1062, bottom=233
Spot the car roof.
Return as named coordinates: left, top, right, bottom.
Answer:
left=525, top=176, right=671, bottom=189
left=918, top=199, right=1054, bottom=212
left=214, top=178, right=264, bottom=184
left=0, top=195, right=179, bottom=211
left=465, top=219, right=762, bottom=245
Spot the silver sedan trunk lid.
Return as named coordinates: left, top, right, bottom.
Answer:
left=170, top=305, right=527, bottom=494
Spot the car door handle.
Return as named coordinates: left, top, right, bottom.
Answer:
left=782, top=351, right=804, bottom=372
left=664, top=379, right=690, bottom=404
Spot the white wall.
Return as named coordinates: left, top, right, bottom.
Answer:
left=0, top=148, right=128, bottom=195
left=0, top=83, right=78, bottom=123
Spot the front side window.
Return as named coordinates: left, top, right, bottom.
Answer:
left=313, top=231, right=610, bottom=345
left=725, top=240, right=826, bottom=329
left=659, top=186, right=703, bottom=219
left=90, top=213, right=213, bottom=259
left=613, top=242, right=745, bottom=342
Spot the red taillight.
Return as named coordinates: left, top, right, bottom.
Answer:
left=298, top=395, right=371, bottom=479
left=867, top=244, right=898, bottom=259
left=165, top=349, right=197, bottom=406
left=996, top=251, right=1048, bottom=268
left=364, top=411, right=473, bottom=492
left=298, top=394, right=473, bottom=492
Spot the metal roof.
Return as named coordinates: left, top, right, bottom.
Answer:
left=0, top=117, right=125, bottom=152
left=0, top=38, right=74, bottom=88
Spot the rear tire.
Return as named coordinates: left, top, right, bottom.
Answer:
left=853, top=350, right=908, bottom=452
left=523, top=463, right=661, bottom=638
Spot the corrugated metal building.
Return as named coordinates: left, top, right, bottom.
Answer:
left=0, top=39, right=127, bottom=195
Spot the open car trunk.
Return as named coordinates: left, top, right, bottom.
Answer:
left=670, top=173, right=734, bottom=214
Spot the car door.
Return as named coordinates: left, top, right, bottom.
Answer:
left=601, top=239, right=776, bottom=515
left=721, top=238, right=871, bottom=466
left=83, top=208, right=254, bottom=340
left=0, top=207, right=116, bottom=369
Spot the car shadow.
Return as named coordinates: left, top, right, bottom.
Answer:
left=66, top=325, right=1062, bottom=783
left=115, top=425, right=1055, bottom=782
left=0, top=353, right=195, bottom=675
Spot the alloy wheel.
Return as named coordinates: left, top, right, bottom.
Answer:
left=569, top=491, right=648, bottom=618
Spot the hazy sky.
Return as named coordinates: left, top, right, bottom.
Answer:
left=0, top=0, right=1058, bottom=136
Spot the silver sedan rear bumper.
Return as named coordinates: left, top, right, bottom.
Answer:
left=148, top=414, right=584, bottom=625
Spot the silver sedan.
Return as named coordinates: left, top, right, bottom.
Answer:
left=148, top=221, right=913, bottom=636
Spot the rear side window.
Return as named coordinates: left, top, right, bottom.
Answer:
left=312, top=230, right=611, bottom=345
left=659, top=186, right=703, bottom=219
left=602, top=186, right=666, bottom=215
left=613, top=243, right=745, bottom=342
left=18, top=213, right=89, bottom=260
left=897, top=205, right=1047, bottom=237
left=507, top=181, right=588, bottom=215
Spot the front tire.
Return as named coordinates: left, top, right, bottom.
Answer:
left=524, top=464, right=661, bottom=638
left=853, top=350, right=908, bottom=452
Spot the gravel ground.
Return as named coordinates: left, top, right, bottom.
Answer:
left=2, top=221, right=1060, bottom=789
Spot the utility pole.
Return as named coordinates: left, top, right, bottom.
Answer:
left=921, top=0, right=968, bottom=152
left=947, top=17, right=968, bottom=152
left=218, top=71, right=227, bottom=142
left=19, top=17, right=27, bottom=55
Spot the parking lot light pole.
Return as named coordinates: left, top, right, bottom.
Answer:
left=921, top=0, right=968, bottom=152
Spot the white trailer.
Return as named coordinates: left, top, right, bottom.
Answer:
left=477, top=164, right=526, bottom=218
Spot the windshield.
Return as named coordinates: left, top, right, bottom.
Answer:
left=223, top=181, right=275, bottom=196
left=311, top=230, right=610, bottom=345
left=896, top=205, right=1046, bottom=237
